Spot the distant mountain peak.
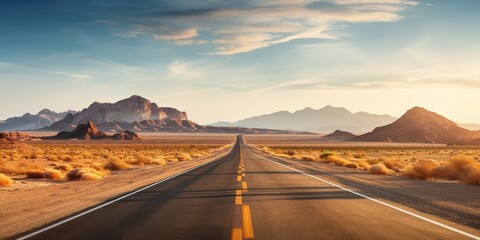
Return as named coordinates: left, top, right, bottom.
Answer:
left=38, top=109, right=53, bottom=114
left=353, top=107, right=476, bottom=143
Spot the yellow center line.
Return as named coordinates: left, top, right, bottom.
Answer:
left=238, top=170, right=242, bottom=174
left=242, top=181, right=248, bottom=192
left=242, top=173, right=245, bottom=177
left=235, top=190, right=242, bottom=205
left=242, top=205, right=254, bottom=239
left=231, top=228, right=242, bottom=240
left=237, top=175, right=242, bottom=182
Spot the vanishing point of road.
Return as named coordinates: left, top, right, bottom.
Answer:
left=16, top=136, right=480, bottom=240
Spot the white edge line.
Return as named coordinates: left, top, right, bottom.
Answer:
left=17, top=143, right=237, bottom=240
left=245, top=145, right=480, bottom=240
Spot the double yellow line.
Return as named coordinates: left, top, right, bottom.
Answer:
left=232, top=153, right=254, bottom=240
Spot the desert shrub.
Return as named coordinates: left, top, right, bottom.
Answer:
left=320, top=152, right=334, bottom=160
left=133, top=156, right=154, bottom=166
left=0, top=173, right=13, bottom=187
left=402, top=159, right=439, bottom=180
left=465, top=166, right=480, bottom=185
left=0, top=161, right=23, bottom=175
left=44, top=168, right=64, bottom=180
left=383, top=157, right=406, bottom=172
left=152, top=158, right=167, bottom=165
left=369, top=163, right=393, bottom=175
left=325, top=155, right=351, bottom=166
left=284, top=150, right=297, bottom=157
left=80, top=172, right=102, bottom=181
left=430, top=156, right=480, bottom=184
left=26, top=170, right=44, bottom=179
left=67, top=168, right=104, bottom=180
left=301, top=155, right=316, bottom=161
left=176, top=153, right=192, bottom=161
left=357, top=161, right=371, bottom=170
left=105, top=160, right=132, bottom=171
left=346, top=162, right=359, bottom=169
left=54, top=164, right=73, bottom=171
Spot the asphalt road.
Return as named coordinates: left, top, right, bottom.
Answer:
left=17, top=136, right=479, bottom=240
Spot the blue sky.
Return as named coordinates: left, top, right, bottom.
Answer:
left=0, top=0, right=479, bottom=124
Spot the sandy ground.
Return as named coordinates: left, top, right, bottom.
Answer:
left=247, top=146, right=480, bottom=231
left=0, top=146, right=232, bottom=239
left=245, top=134, right=447, bottom=147
left=24, top=132, right=237, bottom=145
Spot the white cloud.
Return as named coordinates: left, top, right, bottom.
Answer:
left=54, top=71, right=92, bottom=83
left=101, top=0, right=417, bottom=55
left=0, top=62, right=15, bottom=68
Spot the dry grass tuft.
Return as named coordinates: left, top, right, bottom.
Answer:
left=105, top=160, right=132, bottom=171
left=176, top=153, right=192, bottom=161
left=44, top=168, right=65, bottom=180
left=54, top=164, right=73, bottom=171
left=346, top=162, right=359, bottom=169
left=403, top=159, right=440, bottom=180
left=369, top=164, right=393, bottom=175
left=301, top=155, right=316, bottom=161
left=0, top=173, right=13, bottom=187
left=26, top=170, right=45, bottom=179
left=80, top=172, right=102, bottom=181
left=67, top=168, right=105, bottom=181
left=325, top=155, right=352, bottom=166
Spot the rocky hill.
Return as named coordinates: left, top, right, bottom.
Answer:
left=352, top=107, right=478, bottom=144
left=0, top=109, right=76, bottom=131
left=44, top=95, right=201, bottom=132
left=322, top=130, right=356, bottom=140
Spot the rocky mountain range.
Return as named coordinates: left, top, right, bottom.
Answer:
left=40, top=95, right=302, bottom=134
left=209, top=106, right=398, bottom=133
left=352, top=107, right=479, bottom=144
left=0, top=109, right=76, bottom=131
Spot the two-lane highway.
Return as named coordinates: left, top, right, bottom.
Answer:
left=16, top=136, right=479, bottom=240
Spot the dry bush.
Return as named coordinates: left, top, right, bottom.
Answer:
left=133, top=156, right=154, bottom=166
left=80, top=172, right=102, bottom=181
left=319, top=152, right=333, bottom=160
left=44, top=168, right=65, bottom=180
left=430, top=156, right=480, bottom=185
left=0, top=161, right=23, bottom=175
left=369, top=164, right=393, bottom=175
left=346, top=162, right=359, bottom=169
left=383, top=157, right=407, bottom=172
left=357, top=161, right=371, bottom=170
left=0, top=173, right=13, bottom=187
left=67, top=168, right=104, bottom=180
left=301, top=155, right=316, bottom=161
left=176, top=153, right=192, bottom=161
left=325, top=155, right=352, bottom=166
left=105, top=160, right=132, bottom=171
left=26, top=170, right=44, bottom=179
left=402, top=159, right=439, bottom=180
left=54, top=164, right=73, bottom=171
left=284, top=150, right=297, bottom=157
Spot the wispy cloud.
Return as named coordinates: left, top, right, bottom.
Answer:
left=0, top=62, right=16, bottom=68
left=53, top=71, right=92, bottom=83
left=95, top=0, right=417, bottom=55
